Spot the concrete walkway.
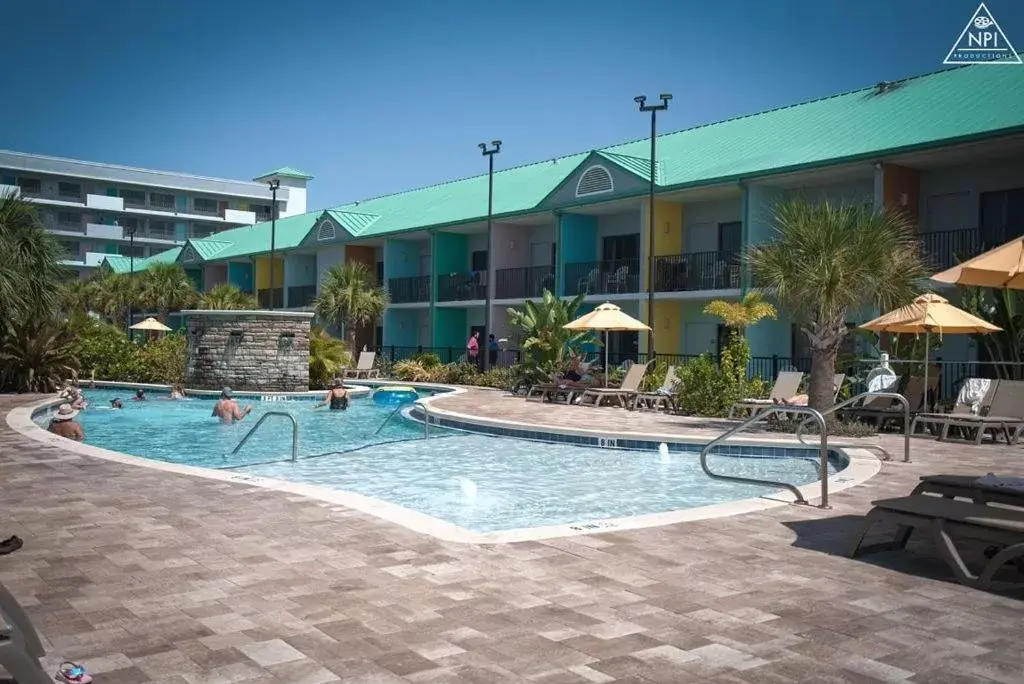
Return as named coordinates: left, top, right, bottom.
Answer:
left=2, top=391, right=1023, bottom=683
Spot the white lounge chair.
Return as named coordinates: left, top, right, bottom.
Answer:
left=342, top=351, right=379, bottom=379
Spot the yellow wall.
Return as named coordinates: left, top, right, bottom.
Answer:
left=647, top=300, right=682, bottom=355
left=254, top=257, right=284, bottom=289
left=644, top=200, right=685, bottom=258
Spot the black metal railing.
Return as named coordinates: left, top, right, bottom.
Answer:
left=287, top=285, right=317, bottom=308
left=376, top=345, right=522, bottom=367
left=654, top=251, right=740, bottom=292
left=257, top=288, right=284, bottom=308
left=919, top=228, right=984, bottom=271
left=564, top=259, right=641, bottom=296
left=388, top=275, right=431, bottom=303
left=495, top=266, right=556, bottom=299
left=437, top=273, right=486, bottom=301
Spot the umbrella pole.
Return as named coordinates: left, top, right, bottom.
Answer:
left=923, top=329, right=930, bottom=412
left=604, top=330, right=609, bottom=388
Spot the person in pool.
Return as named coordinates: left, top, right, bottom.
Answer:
left=212, top=387, right=252, bottom=424
left=132, top=389, right=146, bottom=401
left=315, top=377, right=349, bottom=411
left=109, top=398, right=123, bottom=409
left=48, top=403, right=85, bottom=441
left=169, top=384, right=187, bottom=400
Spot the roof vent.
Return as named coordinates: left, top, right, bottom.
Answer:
left=575, top=165, right=614, bottom=198
left=871, top=80, right=904, bottom=96
left=181, top=244, right=198, bottom=263
left=316, top=220, right=336, bottom=241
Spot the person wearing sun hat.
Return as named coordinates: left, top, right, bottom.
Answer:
left=48, top=403, right=84, bottom=441
left=211, top=387, right=252, bottom=423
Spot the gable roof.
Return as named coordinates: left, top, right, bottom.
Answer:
left=253, top=166, right=314, bottom=181
left=101, top=247, right=183, bottom=274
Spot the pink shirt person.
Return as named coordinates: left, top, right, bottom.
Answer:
left=467, top=332, right=480, bottom=359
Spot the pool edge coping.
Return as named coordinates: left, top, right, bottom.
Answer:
left=6, top=391, right=881, bottom=545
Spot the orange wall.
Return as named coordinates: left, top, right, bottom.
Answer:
left=345, top=245, right=376, bottom=273
left=882, top=164, right=921, bottom=227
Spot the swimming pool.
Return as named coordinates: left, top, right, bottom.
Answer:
left=36, top=388, right=848, bottom=535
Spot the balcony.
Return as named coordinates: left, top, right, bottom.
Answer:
left=564, top=259, right=641, bottom=296
left=919, top=228, right=986, bottom=271
left=86, top=223, right=124, bottom=240
left=86, top=194, right=124, bottom=211
left=257, top=288, right=284, bottom=308
left=495, top=266, right=556, bottom=299
left=287, top=285, right=317, bottom=308
left=388, top=275, right=430, bottom=303
left=654, top=251, right=740, bottom=292
left=437, top=273, right=486, bottom=302
left=224, top=208, right=257, bottom=224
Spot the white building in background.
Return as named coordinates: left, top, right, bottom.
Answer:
left=0, top=150, right=312, bottom=278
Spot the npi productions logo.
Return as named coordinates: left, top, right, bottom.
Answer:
left=944, top=3, right=1021, bottom=64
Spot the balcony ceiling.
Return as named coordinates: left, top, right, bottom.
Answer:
left=885, top=134, right=1024, bottom=170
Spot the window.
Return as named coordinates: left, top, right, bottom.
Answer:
left=58, top=240, right=80, bottom=257
left=718, top=221, right=742, bottom=254
left=376, top=260, right=384, bottom=284
left=120, top=244, right=146, bottom=258
left=194, top=197, right=218, bottom=214
left=190, top=224, right=215, bottom=239
left=252, top=204, right=271, bottom=221
left=58, top=182, right=81, bottom=199
left=150, top=192, right=175, bottom=210
left=57, top=211, right=81, bottom=227
left=575, top=165, right=614, bottom=198
left=602, top=234, right=640, bottom=262
left=149, top=220, right=175, bottom=238
left=979, top=187, right=1024, bottom=246
left=119, top=188, right=146, bottom=206
left=17, top=177, right=41, bottom=195
left=471, top=250, right=488, bottom=271
left=120, top=217, right=141, bottom=233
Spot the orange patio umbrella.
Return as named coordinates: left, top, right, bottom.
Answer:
left=931, top=236, right=1024, bottom=290
left=861, top=293, right=1000, bottom=409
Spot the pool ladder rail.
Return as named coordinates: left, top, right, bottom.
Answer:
left=700, top=391, right=912, bottom=509
left=230, top=411, right=299, bottom=462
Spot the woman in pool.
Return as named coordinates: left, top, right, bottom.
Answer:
left=169, top=384, right=187, bottom=400
left=315, top=377, right=349, bottom=411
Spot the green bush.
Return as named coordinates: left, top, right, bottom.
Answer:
left=71, top=319, right=138, bottom=381
left=134, top=334, right=187, bottom=384
left=673, top=334, right=767, bottom=417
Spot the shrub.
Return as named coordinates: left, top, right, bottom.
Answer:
left=640, top=358, right=670, bottom=392
left=673, top=341, right=767, bottom=418
left=0, top=318, right=79, bottom=392
left=134, top=334, right=187, bottom=385
left=767, top=417, right=878, bottom=438
left=309, top=327, right=350, bottom=389
left=71, top=319, right=138, bottom=381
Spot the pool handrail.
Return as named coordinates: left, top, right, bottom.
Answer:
left=415, top=400, right=430, bottom=438
left=794, top=390, right=911, bottom=463
left=230, top=411, right=298, bottom=462
left=373, top=401, right=416, bottom=436
left=700, top=405, right=829, bottom=508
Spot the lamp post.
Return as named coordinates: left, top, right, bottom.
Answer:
left=122, top=220, right=137, bottom=339
left=267, top=179, right=280, bottom=310
left=635, top=93, right=672, bottom=361
left=479, top=140, right=502, bottom=371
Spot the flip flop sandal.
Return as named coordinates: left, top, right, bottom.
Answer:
left=0, top=536, right=22, bottom=555
left=55, top=661, right=92, bottom=683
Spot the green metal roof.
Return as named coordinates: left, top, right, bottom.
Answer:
left=191, top=211, right=321, bottom=260
left=189, top=238, right=233, bottom=260
left=253, top=166, right=314, bottom=181
left=102, top=247, right=183, bottom=273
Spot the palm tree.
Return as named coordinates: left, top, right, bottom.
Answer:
left=704, top=291, right=777, bottom=334
left=141, top=263, right=199, bottom=322
left=0, top=318, right=79, bottom=392
left=91, top=272, right=140, bottom=330
left=507, top=290, right=595, bottom=368
left=59, top=279, right=97, bottom=319
left=313, top=262, right=389, bottom=349
left=308, top=326, right=351, bottom=388
left=747, top=198, right=927, bottom=409
left=200, top=283, right=257, bottom=310
left=0, top=189, right=68, bottom=326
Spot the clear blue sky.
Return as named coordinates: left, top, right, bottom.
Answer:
left=1, top=0, right=1021, bottom=210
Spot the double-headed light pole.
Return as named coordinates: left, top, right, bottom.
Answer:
left=479, top=140, right=501, bottom=371
left=634, top=93, right=671, bottom=360
left=266, top=179, right=280, bottom=310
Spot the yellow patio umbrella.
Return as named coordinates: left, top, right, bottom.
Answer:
left=564, top=302, right=651, bottom=387
left=931, top=236, right=1024, bottom=289
left=129, top=316, right=172, bottom=332
left=860, top=293, right=1000, bottom=410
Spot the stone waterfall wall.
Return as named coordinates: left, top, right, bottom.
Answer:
left=183, top=310, right=313, bottom=392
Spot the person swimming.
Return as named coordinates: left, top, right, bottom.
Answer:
left=211, top=387, right=252, bottom=423
left=109, top=398, right=123, bottom=409
left=169, top=384, right=187, bottom=400
left=315, top=378, right=349, bottom=411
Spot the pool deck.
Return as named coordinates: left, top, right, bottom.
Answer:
left=3, top=389, right=1024, bottom=683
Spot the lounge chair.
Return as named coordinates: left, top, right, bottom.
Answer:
left=578, top=362, right=649, bottom=408
left=844, top=375, right=922, bottom=428
left=935, top=380, right=1024, bottom=445
left=728, top=371, right=802, bottom=419
left=912, top=473, right=1024, bottom=508
left=0, top=581, right=50, bottom=684
left=849, top=495, right=1024, bottom=591
left=342, top=351, right=379, bottom=379
left=911, top=378, right=999, bottom=438
left=633, top=366, right=679, bottom=412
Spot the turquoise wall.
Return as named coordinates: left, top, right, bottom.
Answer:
left=284, top=254, right=316, bottom=287
left=433, top=232, right=468, bottom=274
left=185, top=267, right=203, bottom=291
left=433, top=307, right=467, bottom=350
left=227, top=262, right=253, bottom=293
left=384, top=309, right=420, bottom=347
left=384, top=239, right=421, bottom=281
left=174, top=222, right=187, bottom=241
left=743, top=184, right=790, bottom=358
left=557, top=214, right=598, bottom=295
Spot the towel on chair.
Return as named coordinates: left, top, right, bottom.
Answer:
left=976, top=473, right=1024, bottom=491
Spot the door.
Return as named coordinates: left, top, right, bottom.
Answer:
left=717, top=221, right=742, bottom=254
left=602, top=234, right=640, bottom=262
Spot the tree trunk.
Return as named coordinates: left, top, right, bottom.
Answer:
left=808, top=346, right=838, bottom=411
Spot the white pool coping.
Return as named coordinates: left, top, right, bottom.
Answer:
left=6, top=388, right=881, bottom=545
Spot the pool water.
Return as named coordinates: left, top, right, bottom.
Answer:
left=41, top=388, right=844, bottom=533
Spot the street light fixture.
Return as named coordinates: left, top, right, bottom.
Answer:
left=121, top=220, right=138, bottom=339
left=635, top=93, right=672, bottom=361
left=479, top=140, right=502, bottom=371
left=267, top=179, right=280, bottom=310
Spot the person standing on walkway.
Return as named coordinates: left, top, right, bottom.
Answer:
left=467, top=331, right=480, bottom=368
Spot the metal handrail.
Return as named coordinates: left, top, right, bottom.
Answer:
left=700, top=406, right=829, bottom=507
left=230, top=411, right=298, bottom=462
left=795, top=391, right=911, bottom=463
left=373, top=401, right=415, bottom=436
left=415, top=401, right=430, bottom=438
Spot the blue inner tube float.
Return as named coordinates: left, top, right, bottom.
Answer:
left=372, top=386, right=419, bottom=405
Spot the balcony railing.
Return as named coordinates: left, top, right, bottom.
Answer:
left=654, top=251, right=740, bottom=292
left=257, top=288, right=284, bottom=308
left=919, top=228, right=984, bottom=271
left=287, top=285, right=317, bottom=308
left=193, top=203, right=220, bottom=216
left=564, top=259, right=641, bottom=296
left=437, top=273, right=486, bottom=301
left=495, top=266, right=556, bottom=299
left=388, top=275, right=430, bottom=303
left=149, top=199, right=176, bottom=212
